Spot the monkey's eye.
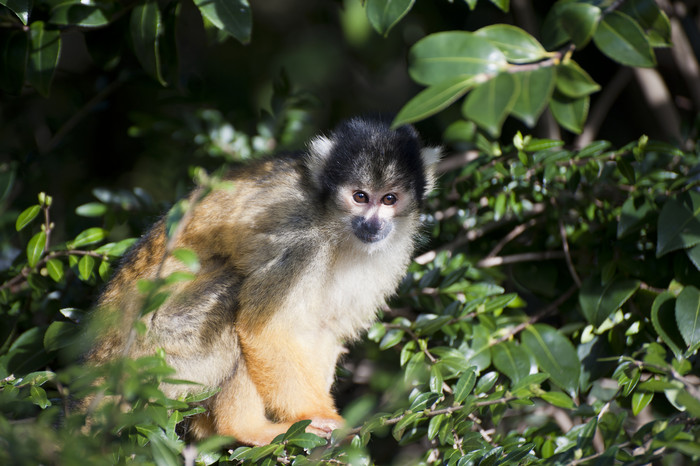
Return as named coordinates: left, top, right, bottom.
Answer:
left=353, top=191, right=369, bottom=204
left=382, top=194, right=398, bottom=206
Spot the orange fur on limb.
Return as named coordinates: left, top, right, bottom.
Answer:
left=85, top=118, right=439, bottom=446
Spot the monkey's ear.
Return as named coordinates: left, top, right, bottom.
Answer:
left=306, top=135, right=335, bottom=188
left=420, top=146, right=442, bottom=195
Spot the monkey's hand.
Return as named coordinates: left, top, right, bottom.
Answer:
left=307, top=416, right=344, bottom=438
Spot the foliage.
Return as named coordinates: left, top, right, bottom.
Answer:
left=2, top=0, right=700, bottom=465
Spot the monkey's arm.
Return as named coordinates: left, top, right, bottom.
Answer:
left=231, top=322, right=344, bottom=435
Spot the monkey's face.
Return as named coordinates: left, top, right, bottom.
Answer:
left=337, top=185, right=415, bottom=246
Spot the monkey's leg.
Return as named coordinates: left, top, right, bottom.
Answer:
left=209, top=357, right=296, bottom=446
left=238, top=327, right=345, bottom=438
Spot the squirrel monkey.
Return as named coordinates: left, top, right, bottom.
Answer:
left=86, top=117, right=440, bottom=446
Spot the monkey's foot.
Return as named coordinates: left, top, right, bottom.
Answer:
left=307, top=417, right=344, bottom=438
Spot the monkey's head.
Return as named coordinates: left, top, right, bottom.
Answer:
left=306, top=117, right=440, bottom=249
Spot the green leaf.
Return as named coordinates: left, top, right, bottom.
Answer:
left=193, top=0, right=252, bottom=44
left=676, top=286, right=700, bottom=353
left=366, top=0, right=415, bottom=37
left=675, top=390, right=700, bottom=418
left=27, top=231, right=46, bottom=268
left=540, top=391, right=576, bottom=409
left=474, top=371, right=498, bottom=394
left=78, top=254, right=95, bottom=281
left=510, top=67, right=555, bottom=127
left=408, top=31, right=507, bottom=86
left=650, top=292, right=684, bottom=358
left=488, top=0, right=508, bottom=12
left=631, top=391, right=653, bottom=416
left=130, top=0, right=166, bottom=86
left=657, top=191, right=700, bottom=257
left=75, top=202, right=107, bottom=217
left=550, top=90, right=589, bottom=134
left=44, top=321, right=77, bottom=352
left=620, top=0, right=671, bottom=47
left=688, top=244, right=700, bottom=271
left=453, top=368, right=477, bottom=403
left=27, top=21, right=62, bottom=97
left=618, top=195, right=654, bottom=238
left=475, top=25, right=549, bottom=63
left=557, top=2, right=601, bottom=48
left=462, top=72, right=518, bottom=137
left=46, top=258, right=64, bottom=282
left=6, top=327, right=52, bottom=375
left=16, top=205, right=41, bottom=231
left=0, top=30, right=28, bottom=94
left=555, top=61, right=600, bottom=99
left=393, top=76, right=476, bottom=127
left=0, top=0, right=31, bottom=25
left=71, top=227, right=107, bottom=248
left=464, top=325, right=491, bottom=371
left=30, top=385, right=51, bottom=409
left=49, top=3, right=113, bottom=27
left=379, top=328, right=404, bottom=350
left=579, top=275, right=640, bottom=327
left=593, top=11, right=656, bottom=67
left=172, top=247, right=200, bottom=273
left=522, top=324, right=580, bottom=395
left=491, top=341, right=530, bottom=384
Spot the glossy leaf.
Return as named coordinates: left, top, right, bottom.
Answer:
left=393, top=76, right=475, bottom=127
left=27, top=22, right=62, bottom=97
left=541, top=2, right=570, bottom=50
left=557, top=2, right=601, bottom=48
left=409, top=31, right=507, bottom=86
left=75, top=202, right=107, bottom=217
left=555, top=61, right=600, bottom=99
left=618, top=195, right=654, bottom=238
left=650, top=292, right=684, bottom=359
left=620, top=0, right=671, bottom=47
left=632, top=391, right=653, bottom=416
left=46, top=258, right=64, bottom=282
left=492, top=341, right=530, bottom=383
left=71, top=227, right=107, bottom=248
left=462, top=72, right=518, bottom=137
left=463, top=325, right=491, bottom=371
left=173, top=247, right=200, bottom=273
left=579, top=275, right=640, bottom=327
left=676, top=286, right=700, bottom=353
left=0, top=0, right=30, bottom=24
left=593, top=11, right=656, bottom=67
left=193, top=0, right=252, bottom=44
left=549, top=91, right=588, bottom=134
left=78, top=254, right=95, bottom=281
left=27, top=231, right=46, bottom=268
left=0, top=30, right=28, bottom=94
left=540, top=391, right=576, bottom=409
left=16, top=205, right=40, bottom=231
left=474, top=24, right=549, bottom=63
left=510, top=67, right=555, bottom=127
left=688, top=244, right=700, bottom=271
left=522, top=324, right=580, bottom=395
left=44, top=321, right=77, bottom=352
left=366, top=0, right=415, bottom=37
left=453, top=368, right=476, bottom=403
left=657, top=191, right=700, bottom=257
left=50, top=4, right=112, bottom=27
left=130, top=0, right=166, bottom=85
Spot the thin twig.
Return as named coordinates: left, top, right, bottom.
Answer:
left=490, top=284, right=579, bottom=347
left=476, top=250, right=566, bottom=268
left=485, top=218, right=538, bottom=259
left=556, top=209, right=582, bottom=287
